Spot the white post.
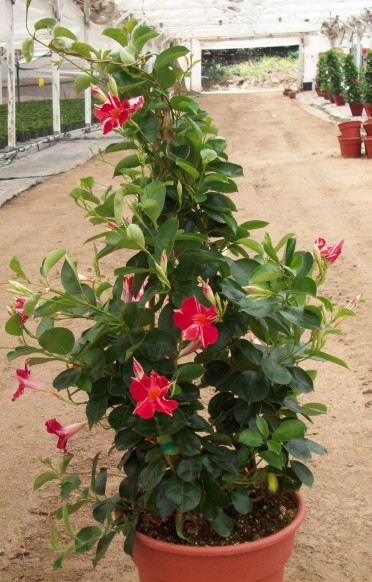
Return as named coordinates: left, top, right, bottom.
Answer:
left=356, top=35, right=362, bottom=67
left=84, top=0, right=91, bottom=128
left=190, top=38, right=202, bottom=93
left=0, top=54, right=3, bottom=105
left=6, top=0, right=16, bottom=149
left=52, top=55, right=61, bottom=134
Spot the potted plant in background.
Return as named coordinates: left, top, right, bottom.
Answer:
left=325, top=49, right=345, bottom=105
left=315, top=53, right=331, bottom=100
left=360, top=49, right=372, bottom=118
left=314, top=53, right=328, bottom=97
left=6, top=7, right=359, bottom=582
left=342, top=53, right=363, bottom=116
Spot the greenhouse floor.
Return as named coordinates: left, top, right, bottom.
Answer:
left=0, top=89, right=367, bottom=208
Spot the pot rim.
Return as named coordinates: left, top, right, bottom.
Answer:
left=135, top=491, right=305, bottom=556
left=338, top=121, right=362, bottom=128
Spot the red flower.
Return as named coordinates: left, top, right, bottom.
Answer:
left=315, top=237, right=345, bottom=265
left=45, top=419, right=86, bottom=454
left=130, top=359, right=178, bottom=419
left=94, top=93, right=144, bottom=134
left=12, top=362, right=44, bottom=401
left=354, top=79, right=359, bottom=86
left=121, top=275, right=149, bottom=303
left=7, top=296, right=29, bottom=325
left=173, top=296, right=219, bottom=348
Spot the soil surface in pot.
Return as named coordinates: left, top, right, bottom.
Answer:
left=136, top=493, right=297, bottom=546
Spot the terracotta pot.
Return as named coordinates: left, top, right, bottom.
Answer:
left=315, top=85, right=322, bottom=96
left=337, top=136, right=362, bottom=158
left=362, top=119, right=372, bottom=136
left=133, top=493, right=305, bottom=582
left=364, top=103, right=372, bottom=118
left=289, top=92, right=296, bottom=99
left=333, top=95, right=345, bottom=106
left=363, top=136, right=372, bottom=158
left=338, top=120, right=361, bottom=138
left=323, top=91, right=330, bottom=100
left=348, top=101, right=364, bottom=116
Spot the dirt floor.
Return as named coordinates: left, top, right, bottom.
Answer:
left=0, top=91, right=371, bottom=582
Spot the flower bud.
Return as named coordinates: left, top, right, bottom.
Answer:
left=200, top=279, right=216, bottom=305
left=90, top=84, right=107, bottom=103
left=267, top=472, right=279, bottom=493
left=107, top=74, right=119, bottom=98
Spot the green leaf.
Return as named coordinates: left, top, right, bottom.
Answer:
left=142, top=199, right=160, bottom=225
left=165, top=475, right=202, bottom=512
left=211, top=512, right=233, bottom=537
left=231, top=490, right=253, bottom=514
left=138, top=458, right=167, bottom=491
left=154, top=46, right=190, bottom=70
left=260, top=451, right=284, bottom=470
left=102, top=27, right=128, bottom=46
left=255, top=416, right=269, bottom=438
left=53, top=366, right=81, bottom=390
left=114, top=155, right=142, bottom=175
left=95, top=468, right=108, bottom=496
left=175, top=158, right=199, bottom=179
left=92, top=532, right=116, bottom=567
left=75, top=75, right=94, bottom=93
left=53, top=26, right=77, bottom=41
left=272, top=420, right=306, bottom=442
left=39, top=328, right=75, bottom=355
left=126, top=224, right=145, bottom=248
left=301, top=402, right=327, bottom=416
left=70, top=41, right=97, bottom=58
left=7, top=345, right=42, bottom=362
left=61, top=256, right=82, bottom=296
left=10, top=255, right=27, bottom=279
left=22, top=38, right=34, bottom=62
left=75, top=526, right=102, bottom=554
left=280, top=306, right=321, bottom=330
left=238, top=429, right=264, bottom=447
left=169, top=95, right=199, bottom=114
left=261, top=356, right=292, bottom=385
left=155, top=217, right=179, bottom=262
left=305, top=349, right=349, bottom=369
left=250, top=263, right=282, bottom=284
left=291, top=461, right=314, bottom=487
left=208, top=161, right=243, bottom=177
left=293, top=277, right=317, bottom=297
left=34, top=18, right=57, bottom=30
left=288, top=367, right=314, bottom=393
left=132, top=25, right=159, bottom=51
left=176, top=363, right=205, bottom=382
left=120, top=45, right=137, bottom=65
left=176, top=457, right=202, bottom=482
left=40, top=248, right=65, bottom=277
left=33, top=471, right=58, bottom=490
left=5, top=314, right=23, bottom=336
left=284, top=439, right=312, bottom=462
left=23, top=293, right=41, bottom=316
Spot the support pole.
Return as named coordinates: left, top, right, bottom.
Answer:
left=6, top=0, right=16, bottom=149
left=190, top=38, right=202, bottom=93
left=84, top=0, right=91, bottom=128
left=0, top=52, right=3, bottom=106
left=52, top=54, right=61, bottom=134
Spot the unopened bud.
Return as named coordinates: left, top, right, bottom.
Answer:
left=90, top=84, right=107, bottom=103
left=200, top=279, right=215, bottom=305
left=268, top=473, right=279, bottom=493
left=108, top=74, right=119, bottom=98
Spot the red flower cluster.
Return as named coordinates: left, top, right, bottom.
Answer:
left=130, top=359, right=178, bottom=419
left=45, top=419, right=86, bottom=454
left=94, top=93, right=144, bottom=134
left=173, top=296, right=219, bottom=348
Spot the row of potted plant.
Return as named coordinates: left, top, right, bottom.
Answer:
left=315, top=49, right=372, bottom=117
left=0, top=98, right=96, bottom=149
left=338, top=119, right=372, bottom=158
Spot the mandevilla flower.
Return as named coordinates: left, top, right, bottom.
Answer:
left=315, top=237, right=345, bottom=265
left=8, top=296, right=29, bottom=324
left=12, top=362, right=44, bottom=401
left=45, top=419, right=87, bottom=454
left=94, top=93, right=144, bottom=134
left=122, top=275, right=149, bottom=303
left=173, top=296, right=219, bottom=348
left=130, top=359, right=178, bottom=419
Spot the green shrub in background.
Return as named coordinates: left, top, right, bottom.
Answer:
left=324, top=50, right=344, bottom=96
left=342, top=54, right=362, bottom=103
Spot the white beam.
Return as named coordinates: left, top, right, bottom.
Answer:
left=6, top=0, right=16, bottom=149
left=52, top=55, right=61, bottom=134
left=190, top=38, right=202, bottom=93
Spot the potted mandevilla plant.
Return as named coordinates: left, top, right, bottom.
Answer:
left=6, top=7, right=358, bottom=582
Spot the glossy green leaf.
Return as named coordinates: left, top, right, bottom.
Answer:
left=22, top=38, right=34, bottom=62
left=75, top=75, right=94, bottom=93
left=33, top=471, right=58, bottom=490
left=5, top=314, right=23, bottom=336
left=154, top=46, right=189, bottom=70
left=272, top=419, right=306, bottom=442
left=165, top=475, right=202, bottom=512
left=132, top=25, right=159, bottom=51
left=39, top=327, right=75, bottom=355
left=9, top=255, right=27, bottom=279
left=40, top=248, right=65, bottom=277
left=34, top=18, right=57, bottom=30
left=231, top=490, right=253, bottom=514
left=138, top=458, right=167, bottom=491
left=291, top=460, right=314, bottom=487
left=238, top=428, right=264, bottom=447
left=280, top=306, right=321, bottom=330
left=102, top=27, right=128, bottom=46
left=75, top=526, right=102, bottom=554
left=261, top=356, right=292, bottom=385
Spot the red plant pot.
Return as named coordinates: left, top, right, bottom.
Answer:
left=349, top=101, right=364, bottom=116
left=364, top=103, right=372, bottom=118
left=323, top=91, right=330, bottom=100
left=337, top=136, right=362, bottom=158
left=333, top=95, right=345, bottom=106
left=338, top=120, right=361, bottom=138
left=133, top=493, right=305, bottom=582
left=289, top=92, right=296, bottom=99
left=363, top=136, right=372, bottom=158
left=362, top=119, right=372, bottom=136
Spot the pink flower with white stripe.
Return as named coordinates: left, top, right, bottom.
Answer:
left=315, top=238, right=345, bottom=265
left=7, top=296, right=29, bottom=325
left=12, top=362, right=44, bottom=401
left=130, top=359, right=178, bottom=419
left=122, top=275, right=149, bottom=303
left=94, top=93, right=144, bottom=134
left=45, top=419, right=87, bottom=454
